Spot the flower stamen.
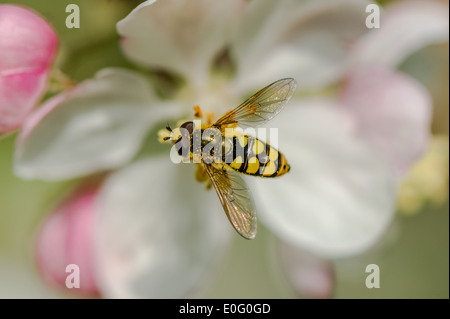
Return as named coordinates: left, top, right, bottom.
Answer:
left=194, top=105, right=203, bottom=118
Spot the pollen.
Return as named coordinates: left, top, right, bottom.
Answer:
left=206, top=112, right=214, bottom=125
left=194, top=105, right=203, bottom=118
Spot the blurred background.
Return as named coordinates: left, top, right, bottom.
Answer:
left=0, top=0, right=448, bottom=298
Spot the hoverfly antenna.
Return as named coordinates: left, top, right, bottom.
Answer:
left=166, top=124, right=172, bottom=132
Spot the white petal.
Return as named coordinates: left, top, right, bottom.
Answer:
left=14, top=68, right=178, bottom=181
left=231, top=0, right=371, bottom=93
left=252, top=100, right=396, bottom=258
left=95, top=157, right=230, bottom=298
left=352, top=0, right=449, bottom=67
left=117, top=0, right=246, bottom=88
left=340, top=67, right=432, bottom=178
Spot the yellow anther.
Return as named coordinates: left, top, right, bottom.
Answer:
left=194, top=105, right=203, bottom=118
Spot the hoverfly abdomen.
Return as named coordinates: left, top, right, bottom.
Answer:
left=223, top=134, right=289, bottom=178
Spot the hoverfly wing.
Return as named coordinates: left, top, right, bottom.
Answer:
left=213, top=78, right=297, bottom=129
left=204, top=164, right=257, bottom=239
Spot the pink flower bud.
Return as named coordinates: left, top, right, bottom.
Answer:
left=0, top=5, right=58, bottom=134
left=35, top=186, right=100, bottom=296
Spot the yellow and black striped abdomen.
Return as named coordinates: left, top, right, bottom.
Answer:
left=223, top=135, right=290, bottom=177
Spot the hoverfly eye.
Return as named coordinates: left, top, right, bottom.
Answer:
left=180, top=121, right=194, bottom=135
left=175, top=136, right=191, bottom=156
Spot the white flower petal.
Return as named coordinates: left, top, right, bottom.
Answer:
left=231, top=0, right=371, bottom=93
left=14, top=68, right=176, bottom=181
left=352, top=0, right=449, bottom=67
left=252, top=100, right=396, bottom=258
left=117, top=0, right=246, bottom=88
left=95, top=157, right=230, bottom=298
left=341, top=67, right=432, bottom=177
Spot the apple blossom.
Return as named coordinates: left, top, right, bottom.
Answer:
left=2, top=0, right=447, bottom=298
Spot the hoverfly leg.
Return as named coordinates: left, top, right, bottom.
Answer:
left=195, top=164, right=213, bottom=190
left=195, top=164, right=209, bottom=182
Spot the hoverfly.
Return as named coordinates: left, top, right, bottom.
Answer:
left=159, top=78, right=297, bottom=239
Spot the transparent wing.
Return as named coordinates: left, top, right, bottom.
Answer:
left=204, top=164, right=257, bottom=239
left=214, top=78, right=297, bottom=128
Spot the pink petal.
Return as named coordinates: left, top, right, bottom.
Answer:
left=35, top=186, right=100, bottom=296
left=278, top=241, right=334, bottom=299
left=341, top=67, right=432, bottom=177
left=0, top=5, right=58, bottom=134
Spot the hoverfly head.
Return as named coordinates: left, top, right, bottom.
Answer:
left=173, top=121, right=194, bottom=155
left=158, top=124, right=174, bottom=143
